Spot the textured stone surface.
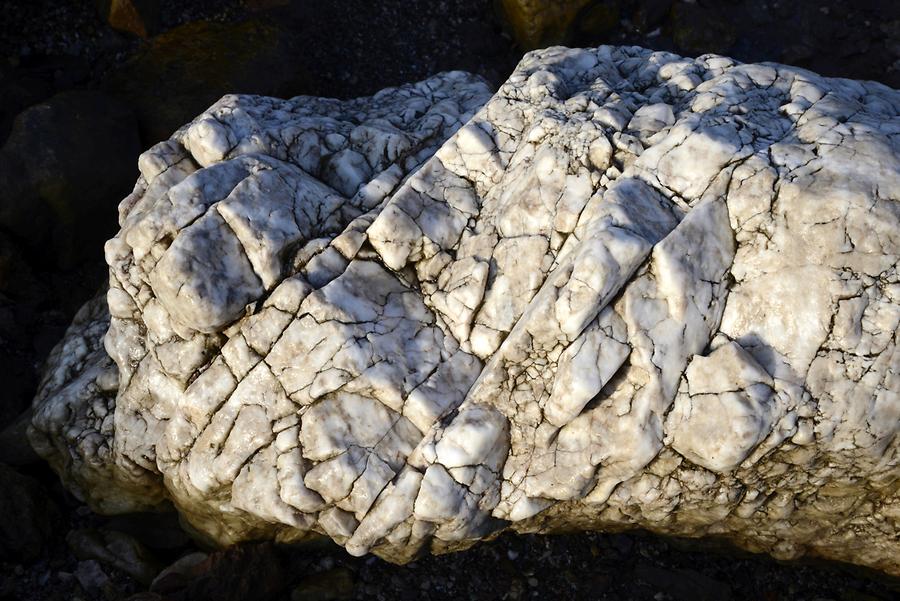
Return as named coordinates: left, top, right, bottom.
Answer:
left=30, top=46, right=900, bottom=574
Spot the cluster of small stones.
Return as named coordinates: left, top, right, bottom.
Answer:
left=30, top=46, right=899, bottom=575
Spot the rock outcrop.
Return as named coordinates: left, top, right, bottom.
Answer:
left=30, top=46, right=900, bottom=574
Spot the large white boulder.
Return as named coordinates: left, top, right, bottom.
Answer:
left=30, top=46, right=900, bottom=574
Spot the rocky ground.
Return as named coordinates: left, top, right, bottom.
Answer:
left=0, top=1, right=899, bottom=600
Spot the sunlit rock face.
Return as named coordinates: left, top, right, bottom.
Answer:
left=30, top=46, right=900, bottom=575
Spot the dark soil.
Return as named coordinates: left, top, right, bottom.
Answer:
left=0, top=1, right=898, bottom=600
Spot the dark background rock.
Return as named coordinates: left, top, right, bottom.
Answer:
left=179, top=543, right=286, bottom=601
left=76, top=558, right=124, bottom=600
left=574, top=1, right=622, bottom=42
left=67, top=529, right=163, bottom=586
left=103, top=512, right=192, bottom=552
left=0, top=462, right=61, bottom=561
left=149, top=551, right=209, bottom=594
left=632, top=564, right=733, bottom=601
left=0, top=87, right=139, bottom=428
left=95, top=0, right=163, bottom=39
left=290, top=566, right=355, bottom=601
left=0, top=89, right=140, bottom=269
left=496, top=0, right=594, bottom=49
left=0, top=409, right=40, bottom=466
left=669, top=2, right=737, bottom=55
left=100, top=18, right=311, bottom=144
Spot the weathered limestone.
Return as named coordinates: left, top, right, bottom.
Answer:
left=30, top=47, right=900, bottom=575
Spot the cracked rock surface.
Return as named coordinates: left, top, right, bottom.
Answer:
left=29, top=46, right=900, bottom=575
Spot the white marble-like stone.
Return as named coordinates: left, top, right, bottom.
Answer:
left=30, top=47, right=900, bottom=575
